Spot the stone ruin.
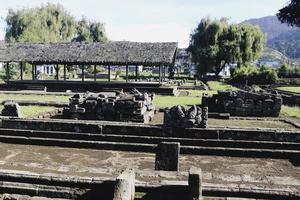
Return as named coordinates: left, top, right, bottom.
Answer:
left=202, top=90, right=282, bottom=117
left=63, top=89, right=155, bottom=123
left=1, top=101, right=23, bottom=118
left=164, top=105, right=208, bottom=128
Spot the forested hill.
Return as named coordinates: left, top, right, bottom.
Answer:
left=242, top=16, right=300, bottom=59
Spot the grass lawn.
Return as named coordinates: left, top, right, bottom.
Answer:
left=281, top=106, right=300, bottom=119
left=207, top=81, right=238, bottom=91
left=0, top=105, right=57, bottom=118
left=277, top=86, right=300, bottom=93
left=154, top=90, right=216, bottom=109
left=0, top=94, right=69, bottom=102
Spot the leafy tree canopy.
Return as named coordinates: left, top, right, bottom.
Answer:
left=188, top=18, right=265, bottom=76
left=5, top=3, right=108, bottom=43
left=277, top=0, right=300, bottom=27
left=72, top=17, right=107, bottom=42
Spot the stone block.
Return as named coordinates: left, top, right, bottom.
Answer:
left=1, top=101, right=23, bottom=118
left=188, top=167, right=202, bottom=200
left=155, top=142, right=180, bottom=171
left=113, top=168, right=135, bottom=200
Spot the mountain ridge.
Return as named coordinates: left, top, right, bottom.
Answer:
left=242, top=16, right=300, bottom=59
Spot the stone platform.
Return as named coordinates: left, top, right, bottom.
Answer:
left=0, top=143, right=299, bottom=199
left=4, top=80, right=179, bottom=96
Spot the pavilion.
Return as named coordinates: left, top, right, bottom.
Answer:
left=0, top=41, right=178, bottom=85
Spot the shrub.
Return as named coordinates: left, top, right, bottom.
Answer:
left=230, top=65, right=277, bottom=85
left=277, top=63, right=300, bottom=78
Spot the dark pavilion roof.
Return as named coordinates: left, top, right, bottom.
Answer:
left=0, top=41, right=178, bottom=66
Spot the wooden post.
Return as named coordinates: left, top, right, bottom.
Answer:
left=81, top=65, right=84, bottom=82
left=6, top=62, right=10, bottom=82
left=108, top=65, right=111, bottom=82
left=63, top=64, right=66, bottom=81
left=94, top=65, right=97, bottom=82
left=20, top=62, right=23, bottom=80
left=163, top=66, right=165, bottom=81
left=135, top=65, right=138, bottom=82
left=126, top=64, right=129, bottom=83
left=56, top=64, right=59, bottom=80
left=32, top=64, right=35, bottom=80
left=159, top=66, right=161, bottom=83
left=35, top=64, right=37, bottom=80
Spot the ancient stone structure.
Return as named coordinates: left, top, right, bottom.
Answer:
left=1, top=101, right=23, bottom=118
left=113, top=169, right=135, bottom=200
left=164, top=105, right=208, bottom=128
left=188, top=167, right=203, bottom=200
left=63, top=89, right=155, bottom=123
left=202, top=90, right=282, bottom=117
left=155, top=142, right=180, bottom=171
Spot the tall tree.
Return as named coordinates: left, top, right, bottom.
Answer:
left=5, top=3, right=77, bottom=42
left=72, top=18, right=108, bottom=42
left=277, top=0, right=300, bottom=27
left=5, top=3, right=108, bottom=43
left=188, top=18, right=265, bottom=76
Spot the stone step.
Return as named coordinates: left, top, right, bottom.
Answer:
left=0, top=169, right=299, bottom=200
left=0, top=128, right=298, bottom=151
left=0, top=134, right=299, bottom=159
left=2, top=118, right=300, bottom=143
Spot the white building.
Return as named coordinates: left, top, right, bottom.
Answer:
left=36, top=65, right=55, bottom=75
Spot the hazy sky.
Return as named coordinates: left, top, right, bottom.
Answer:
left=0, top=0, right=289, bottom=47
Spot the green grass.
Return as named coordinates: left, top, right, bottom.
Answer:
left=0, top=94, right=69, bottom=102
left=0, top=94, right=66, bottom=118
left=154, top=81, right=236, bottom=109
left=0, top=105, right=57, bottom=118
left=207, top=81, right=238, bottom=91
left=281, top=106, right=300, bottom=118
left=277, top=86, right=300, bottom=93
left=154, top=90, right=216, bottom=109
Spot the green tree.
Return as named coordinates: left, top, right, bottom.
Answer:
left=188, top=18, right=265, bottom=76
left=5, top=3, right=77, bottom=42
left=277, top=0, right=300, bottom=27
left=72, top=18, right=107, bottom=42
left=5, top=3, right=108, bottom=43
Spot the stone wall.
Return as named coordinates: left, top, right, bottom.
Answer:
left=202, top=90, right=282, bottom=117
left=63, top=89, right=155, bottom=123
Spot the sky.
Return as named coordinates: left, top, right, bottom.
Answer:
left=0, top=0, right=289, bottom=47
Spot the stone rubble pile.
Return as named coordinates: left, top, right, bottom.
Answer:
left=164, top=105, right=208, bottom=128
left=202, top=90, right=282, bottom=117
left=1, top=101, right=23, bottom=118
left=63, top=89, right=155, bottom=123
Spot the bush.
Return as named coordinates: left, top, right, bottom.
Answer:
left=230, top=65, right=277, bottom=85
left=260, top=66, right=278, bottom=83
left=277, top=63, right=300, bottom=78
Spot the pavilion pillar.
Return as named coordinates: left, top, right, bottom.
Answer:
left=6, top=62, right=10, bottom=82
left=94, top=65, right=97, bottom=82
left=56, top=64, right=59, bottom=80
left=163, top=66, right=165, bottom=81
left=126, top=64, right=129, bottom=83
left=63, top=64, right=66, bottom=81
left=32, top=64, right=35, bottom=80
left=34, top=64, right=37, bottom=79
left=135, top=65, right=138, bottom=82
left=20, top=62, right=23, bottom=80
left=159, top=66, right=161, bottom=83
left=81, top=65, right=84, bottom=82
left=108, top=65, right=111, bottom=82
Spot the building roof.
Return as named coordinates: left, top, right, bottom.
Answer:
left=0, top=41, right=178, bottom=66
